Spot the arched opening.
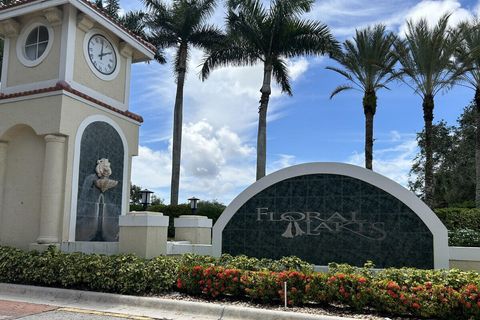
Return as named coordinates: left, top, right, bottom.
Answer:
left=71, top=117, right=127, bottom=242
left=0, top=125, right=45, bottom=249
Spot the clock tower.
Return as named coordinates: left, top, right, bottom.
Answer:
left=0, top=0, right=154, bottom=251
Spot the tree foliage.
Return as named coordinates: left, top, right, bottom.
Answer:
left=409, top=104, right=476, bottom=208
left=328, top=24, right=397, bottom=170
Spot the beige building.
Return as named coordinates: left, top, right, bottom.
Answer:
left=0, top=0, right=154, bottom=250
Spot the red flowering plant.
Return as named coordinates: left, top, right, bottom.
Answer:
left=241, top=271, right=280, bottom=303
left=370, top=280, right=411, bottom=315
left=325, top=273, right=372, bottom=310
left=304, top=272, right=330, bottom=305
left=177, top=265, right=243, bottom=298
left=275, top=271, right=307, bottom=305
left=459, top=283, right=480, bottom=319
left=176, top=265, right=205, bottom=295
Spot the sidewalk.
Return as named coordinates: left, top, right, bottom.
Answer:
left=0, top=283, right=354, bottom=320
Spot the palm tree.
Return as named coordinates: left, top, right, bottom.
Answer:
left=456, top=20, right=480, bottom=208
left=143, top=0, right=223, bottom=205
left=93, top=1, right=147, bottom=39
left=395, top=14, right=463, bottom=207
left=327, top=25, right=398, bottom=170
left=201, top=0, right=338, bottom=180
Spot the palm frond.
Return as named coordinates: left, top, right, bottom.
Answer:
left=271, top=57, right=292, bottom=95
left=330, top=84, right=354, bottom=99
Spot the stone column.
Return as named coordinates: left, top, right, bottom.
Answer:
left=37, top=135, right=66, bottom=244
left=0, top=141, right=8, bottom=214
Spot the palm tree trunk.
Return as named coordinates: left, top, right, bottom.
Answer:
left=475, top=86, right=480, bottom=208
left=257, top=63, right=273, bottom=180
left=423, top=94, right=435, bottom=207
left=363, top=91, right=377, bottom=170
left=170, top=44, right=188, bottom=205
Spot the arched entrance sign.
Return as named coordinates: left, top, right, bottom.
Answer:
left=212, top=163, right=449, bottom=269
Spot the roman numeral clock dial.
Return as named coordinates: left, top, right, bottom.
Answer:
left=87, top=34, right=117, bottom=76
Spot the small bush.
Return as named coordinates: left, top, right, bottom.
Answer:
left=449, top=228, right=480, bottom=247
left=435, top=208, right=480, bottom=231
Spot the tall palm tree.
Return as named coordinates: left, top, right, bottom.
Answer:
left=201, top=0, right=338, bottom=180
left=395, top=14, right=463, bottom=207
left=327, top=25, right=398, bottom=170
left=143, top=0, right=223, bottom=205
left=456, top=20, right=480, bottom=208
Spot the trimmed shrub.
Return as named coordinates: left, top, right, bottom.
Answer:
left=435, top=208, right=480, bottom=231
left=0, top=246, right=178, bottom=294
left=4, top=245, right=480, bottom=319
left=449, top=228, right=480, bottom=247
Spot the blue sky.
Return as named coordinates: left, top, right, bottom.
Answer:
left=120, top=0, right=478, bottom=204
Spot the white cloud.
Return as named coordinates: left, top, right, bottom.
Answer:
left=132, top=120, right=256, bottom=204
left=398, top=0, right=474, bottom=35
left=347, top=132, right=418, bottom=187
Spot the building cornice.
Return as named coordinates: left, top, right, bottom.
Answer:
left=0, top=81, right=143, bottom=123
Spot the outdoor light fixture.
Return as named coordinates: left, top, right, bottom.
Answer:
left=188, top=196, right=199, bottom=215
left=140, top=189, right=154, bottom=210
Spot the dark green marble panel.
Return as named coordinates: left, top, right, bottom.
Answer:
left=76, top=121, right=124, bottom=242
left=222, top=174, right=434, bottom=269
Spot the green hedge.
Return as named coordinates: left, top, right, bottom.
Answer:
left=3, top=246, right=480, bottom=319
left=434, top=208, right=480, bottom=247
left=435, top=208, right=480, bottom=231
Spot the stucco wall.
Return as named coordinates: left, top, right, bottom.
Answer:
left=73, top=26, right=127, bottom=103
left=0, top=125, right=45, bottom=249
left=6, top=14, right=62, bottom=87
left=0, top=95, right=63, bottom=137
left=0, top=93, right=139, bottom=244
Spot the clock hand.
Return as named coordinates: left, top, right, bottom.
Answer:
left=99, top=52, right=113, bottom=58
left=100, top=40, right=104, bottom=60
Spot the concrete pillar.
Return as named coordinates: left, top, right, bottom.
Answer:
left=0, top=141, right=8, bottom=219
left=119, top=212, right=169, bottom=258
left=37, top=135, right=66, bottom=244
left=174, top=215, right=213, bottom=244
left=0, top=141, right=7, bottom=198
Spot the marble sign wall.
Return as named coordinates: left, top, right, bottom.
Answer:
left=76, top=121, right=124, bottom=242
left=221, top=173, right=435, bottom=269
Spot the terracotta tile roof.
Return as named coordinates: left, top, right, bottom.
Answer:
left=0, top=81, right=144, bottom=123
left=0, top=0, right=156, bottom=53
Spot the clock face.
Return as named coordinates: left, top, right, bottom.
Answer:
left=87, top=34, right=117, bottom=76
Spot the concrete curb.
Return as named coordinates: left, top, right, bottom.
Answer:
left=0, top=283, right=353, bottom=320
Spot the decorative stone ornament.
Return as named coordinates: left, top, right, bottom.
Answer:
left=43, top=7, right=63, bottom=26
left=94, top=158, right=118, bottom=193
left=77, top=13, right=94, bottom=32
left=0, top=19, right=20, bottom=37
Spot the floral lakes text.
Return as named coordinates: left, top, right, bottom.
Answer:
left=256, top=208, right=387, bottom=241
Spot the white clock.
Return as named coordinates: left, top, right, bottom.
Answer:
left=84, top=30, right=121, bottom=81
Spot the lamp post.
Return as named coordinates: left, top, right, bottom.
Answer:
left=139, top=189, right=154, bottom=210
left=188, top=197, right=199, bottom=215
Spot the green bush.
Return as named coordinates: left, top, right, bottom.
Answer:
left=0, top=246, right=178, bottom=294
left=180, top=253, right=313, bottom=273
left=435, top=208, right=480, bottom=231
left=449, top=228, right=480, bottom=247
left=5, top=245, right=480, bottom=318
